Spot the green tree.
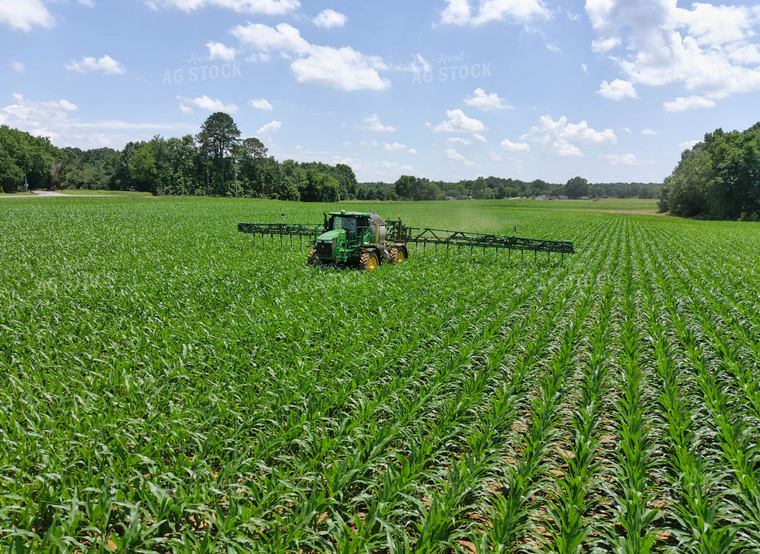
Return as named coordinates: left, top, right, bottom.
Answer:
left=112, top=141, right=144, bottom=190
left=196, top=130, right=212, bottom=195
left=529, top=179, right=549, bottom=196
left=659, top=144, right=711, bottom=217
left=334, top=163, right=358, bottom=199
left=238, top=137, right=268, bottom=197
left=62, top=147, right=117, bottom=190
left=163, top=135, right=200, bottom=195
left=0, top=146, right=23, bottom=192
left=197, top=112, right=241, bottom=196
left=128, top=143, right=159, bottom=193
left=277, top=159, right=303, bottom=201
left=0, top=125, right=59, bottom=191
left=299, top=170, right=340, bottom=202
left=707, top=126, right=760, bottom=219
left=241, top=137, right=267, bottom=162
left=470, top=176, right=493, bottom=199
left=660, top=122, right=760, bottom=220
left=395, top=175, right=444, bottom=201
left=395, top=175, right=414, bottom=200
left=565, top=176, right=589, bottom=199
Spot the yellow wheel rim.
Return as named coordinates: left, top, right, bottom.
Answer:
left=367, top=256, right=378, bottom=271
left=396, top=250, right=405, bottom=263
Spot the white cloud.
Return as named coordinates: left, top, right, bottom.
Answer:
left=407, top=148, right=417, bottom=155
left=675, top=3, right=755, bottom=48
left=396, top=54, right=432, bottom=74
left=176, top=95, right=238, bottom=114
left=257, top=120, right=282, bottom=134
left=0, top=94, right=78, bottom=137
left=464, top=88, right=512, bottom=111
left=552, top=143, right=583, bottom=157
left=313, top=9, right=346, bottom=28
left=564, top=9, right=581, bottom=22
left=290, top=45, right=390, bottom=91
left=472, top=133, right=487, bottom=143
left=206, top=41, right=236, bottom=61
left=663, top=95, right=716, bottom=112
left=679, top=139, right=700, bottom=151
left=231, top=22, right=309, bottom=54
left=472, top=0, right=549, bottom=25
left=147, top=0, right=299, bottom=15
left=441, top=0, right=549, bottom=26
left=597, top=79, right=637, bottom=100
left=361, top=114, right=396, bottom=133
left=65, top=55, right=126, bottom=75
left=363, top=160, right=415, bottom=180
left=445, top=147, right=478, bottom=166
left=587, top=0, right=760, bottom=102
left=433, top=109, right=486, bottom=133
left=592, top=37, right=620, bottom=54
left=501, top=138, right=530, bottom=153
left=523, top=114, right=616, bottom=157
left=601, top=153, right=640, bottom=165
left=546, top=43, right=560, bottom=53
left=11, top=61, right=25, bottom=74
left=249, top=98, right=273, bottom=111
left=726, top=43, right=760, bottom=65
left=581, top=63, right=588, bottom=73
left=620, top=36, right=760, bottom=98
left=0, top=93, right=192, bottom=148
left=0, top=0, right=54, bottom=31
left=79, top=0, right=95, bottom=6
left=383, top=142, right=406, bottom=152
left=232, top=22, right=389, bottom=91
left=72, top=120, right=188, bottom=130
left=447, top=137, right=471, bottom=146
left=640, top=128, right=658, bottom=135
left=440, top=0, right=471, bottom=24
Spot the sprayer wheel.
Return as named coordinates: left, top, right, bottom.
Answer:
left=389, top=246, right=407, bottom=264
left=307, top=248, right=318, bottom=266
left=359, top=251, right=379, bottom=271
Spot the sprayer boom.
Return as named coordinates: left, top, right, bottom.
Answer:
left=238, top=211, right=574, bottom=270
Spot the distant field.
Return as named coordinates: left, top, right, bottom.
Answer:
left=502, top=197, right=660, bottom=212
left=1, top=197, right=758, bottom=552
left=58, top=190, right=153, bottom=197
left=0, top=190, right=152, bottom=198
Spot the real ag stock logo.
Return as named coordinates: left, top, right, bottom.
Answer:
left=412, top=51, right=493, bottom=85
left=162, top=53, right=242, bottom=85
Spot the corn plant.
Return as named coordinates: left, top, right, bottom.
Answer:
left=1, top=198, right=760, bottom=552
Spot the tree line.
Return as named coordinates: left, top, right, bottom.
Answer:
left=0, top=125, right=62, bottom=191
left=360, top=175, right=660, bottom=201
left=1, top=112, right=659, bottom=201
left=0, top=113, right=357, bottom=201
left=659, top=122, right=760, bottom=220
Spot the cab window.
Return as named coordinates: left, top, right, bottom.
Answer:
left=340, top=217, right=357, bottom=232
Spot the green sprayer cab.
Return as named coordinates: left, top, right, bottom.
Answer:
left=307, top=211, right=407, bottom=270
left=238, top=211, right=574, bottom=271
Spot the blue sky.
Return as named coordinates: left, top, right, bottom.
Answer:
left=2, top=0, right=760, bottom=184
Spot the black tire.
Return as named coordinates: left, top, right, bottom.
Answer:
left=307, top=248, right=318, bottom=266
left=389, top=246, right=407, bottom=264
left=359, top=251, right=379, bottom=271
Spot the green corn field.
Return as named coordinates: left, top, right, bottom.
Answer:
left=1, top=197, right=759, bottom=553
